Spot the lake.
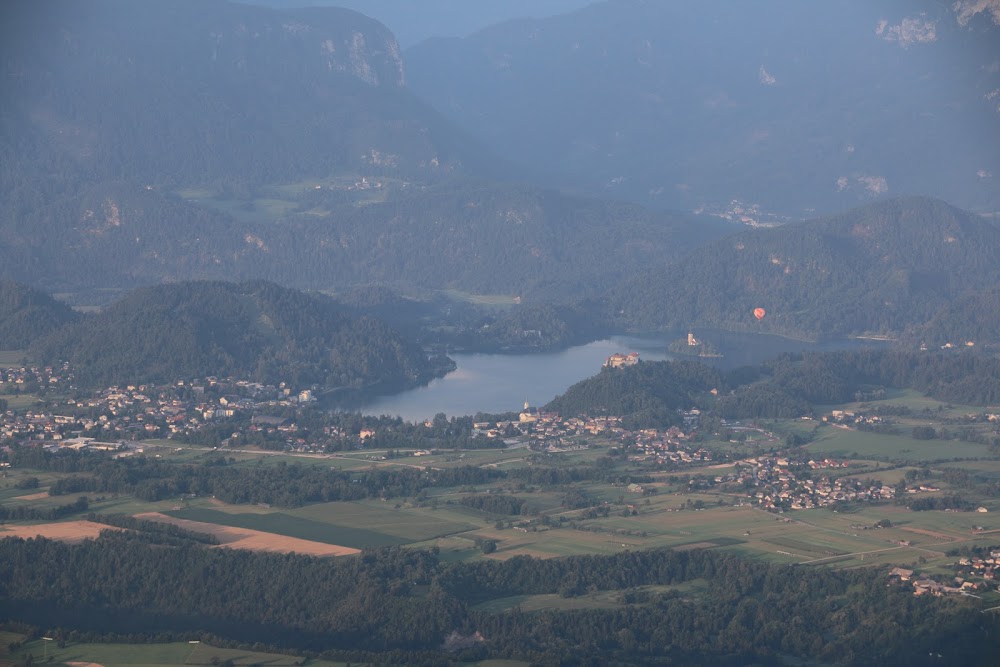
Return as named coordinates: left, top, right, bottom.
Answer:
left=353, top=331, right=888, bottom=422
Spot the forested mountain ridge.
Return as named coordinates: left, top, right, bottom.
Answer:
left=270, top=181, right=733, bottom=297
left=0, top=176, right=732, bottom=298
left=0, top=281, right=78, bottom=350
left=406, top=0, right=1000, bottom=216
left=547, top=349, right=1000, bottom=428
left=610, top=197, right=1000, bottom=340
left=24, top=281, right=451, bottom=390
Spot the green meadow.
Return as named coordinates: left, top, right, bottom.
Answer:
left=805, top=425, right=989, bottom=462
left=5, top=637, right=348, bottom=666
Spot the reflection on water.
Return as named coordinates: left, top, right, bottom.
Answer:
left=352, top=331, right=886, bottom=422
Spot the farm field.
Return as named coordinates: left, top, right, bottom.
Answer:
left=162, top=498, right=481, bottom=549
left=3, top=635, right=526, bottom=667
left=163, top=507, right=403, bottom=548
left=289, top=499, right=481, bottom=541
left=6, top=637, right=348, bottom=666
left=137, top=512, right=359, bottom=556
left=816, top=388, right=988, bottom=416
left=805, top=425, right=989, bottom=461
left=0, top=520, right=118, bottom=542
left=940, top=459, right=1000, bottom=475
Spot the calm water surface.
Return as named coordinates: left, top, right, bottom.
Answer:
left=356, top=332, right=885, bottom=422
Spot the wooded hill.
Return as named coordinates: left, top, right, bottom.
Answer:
left=276, top=181, right=731, bottom=297
left=610, top=197, right=1000, bottom=340
left=0, top=174, right=731, bottom=298
left=547, top=349, right=1000, bottom=428
left=18, top=281, right=451, bottom=391
left=0, top=281, right=78, bottom=350
left=546, top=361, right=724, bottom=430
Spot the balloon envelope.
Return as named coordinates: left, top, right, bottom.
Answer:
left=753, top=307, right=766, bottom=320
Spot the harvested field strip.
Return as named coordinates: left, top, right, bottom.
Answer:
left=762, top=536, right=848, bottom=557
left=164, top=507, right=405, bottom=548
left=897, top=526, right=954, bottom=541
left=673, top=537, right=746, bottom=551
left=135, top=512, right=359, bottom=557
left=0, top=520, right=118, bottom=542
left=11, top=491, right=50, bottom=501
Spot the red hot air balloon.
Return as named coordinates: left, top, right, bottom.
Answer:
left=753, top=308, right=766, bottom=321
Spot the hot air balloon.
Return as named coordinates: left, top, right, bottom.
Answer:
left=753, top=307, right=766, bottom=321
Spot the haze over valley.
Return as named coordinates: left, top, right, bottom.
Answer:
left=2, top=1, right=1000, bottom=665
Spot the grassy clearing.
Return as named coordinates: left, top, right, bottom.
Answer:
left=165, top=507, right=407, bottom=548
left=0, top=349, right=27, bottom=365
left=13, top=638, right=197, bottom=665
left=940, top=460, right=1000, bottom=475
left=290, top=499, right=478, bottom=541
left=176, top=187, right=217, bottom=199
left=439, top=289, right=519, bottom=307
left=10, top=638, right=346, bottom=666
left=817, top=388, right=985, bottom=417
left=191, top=196, right=299, bottom=225
left=473, top=580, right=711, bottom=613
left=1, top=394, right=42, bottom=409
left=806, top=425, right=988, bottom=462
left=0, top=631, right=25, bottom=660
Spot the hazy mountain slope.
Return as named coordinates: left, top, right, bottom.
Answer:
left=905, top=287, right=1000, bottom=350
left=0, top=0, right=726, bottom=298
left=0, top=0, right=489, bottom=190
left=0, top=282, right=79, bottom=350
left=249, top=0, right=597, bottom=47
left=406, top=0, right=1000, bottom=216
left=0, top=0, right=502, bottom=291
left=27, top=281, right=450, bottom=390
left=610, top=197, right=1000, bottom=338
left=0, top=176, right=732, bottom=298
left=267, top=182, right=735, bottom=297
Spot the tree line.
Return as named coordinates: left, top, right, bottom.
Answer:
left=0, top=535, right=996, bottom=665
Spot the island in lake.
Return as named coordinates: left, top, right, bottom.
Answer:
left=668, top=331, right=723, bottom=358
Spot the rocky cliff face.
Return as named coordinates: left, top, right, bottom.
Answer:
left=1, top=0, right=405, bottom=89
left=196, top=4, right=407, bottom=87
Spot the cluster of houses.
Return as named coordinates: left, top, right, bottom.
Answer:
left=890, top=552, right=1000, bottom=596
left=472, top=405, right=714, bottom=462
left=0, top=371, right=317, bottom=449
left=693, top=198, right=789, bottom=227
left=730, top=456, right=897, bottom=511
left=0, top=363, right=73, bottom=391
left=629, top=422, right=715, bottom=465
left=955, top=550, right=1000, bottom=590
left=474, top=408, right=629, bottom=443
left=822, top=410, right=887, bottom=427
